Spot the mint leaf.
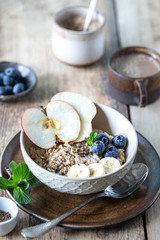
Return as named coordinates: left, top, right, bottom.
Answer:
left=27, top=171, right=40, bottom=187
left=9, top=160, right=18, bottom=174
left=89, top=131, right=98, bottom=143
left=13, top=163, right=29, bottom=185
left=1, top=161, right=40, bottom=205
left=85, top=137, right=93, bottom=146
left=13, top=187, right=31, bottom=204
left=0, top=177, right=15, bottom=189
left=85, top=131, right=98, bottom=146
left=18, top=179, right=30, bottom=190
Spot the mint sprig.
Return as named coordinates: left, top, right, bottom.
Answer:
left=0, top=160, right=39, bottom=204
left=85, top=131, right=98, bottom=146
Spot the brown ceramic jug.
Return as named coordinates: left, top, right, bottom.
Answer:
left=107, top=46, right=160, bottom=107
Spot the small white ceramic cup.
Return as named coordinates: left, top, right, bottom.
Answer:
left=0, top=197, right=18, bottom=236
left=52, top=6, right=106, bottom=66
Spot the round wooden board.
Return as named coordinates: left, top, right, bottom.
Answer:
left=0, top=132, right=160, bottom=229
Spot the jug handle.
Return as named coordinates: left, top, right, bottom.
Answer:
left=136, top=79, right=148, bottom=107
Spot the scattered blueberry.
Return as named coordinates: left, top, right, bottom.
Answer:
left=0, top=67, right=26, bottom=95
left=4, top=67, right=21, bottom=80
left=3, top=75, right=15, bottom=86
left=0, top=86, right=8, bottom=95
left=91, top=140, right=105, bottom=155
left=97, top=133, right=109, bottom=146
left=112, top=135, right=127, bottom=149
left=103, top=145, right=119, bottom=158
left=5, top=85, right=13, bottom=95
left=13, top=83, right=25, bottom=94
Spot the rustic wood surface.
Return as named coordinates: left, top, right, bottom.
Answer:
left=0, top=0, right=159, bottom=239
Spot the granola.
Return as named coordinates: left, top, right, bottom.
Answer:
left=29, top=132, right=126, bottom=176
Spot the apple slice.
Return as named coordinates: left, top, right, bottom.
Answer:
left=46, top=100, right=81, bottom=143
left=51, top=92, right=97, bottom=142
left=21, top=108, right=56, bottom=149
left=21, top=100, right=81, bottom=149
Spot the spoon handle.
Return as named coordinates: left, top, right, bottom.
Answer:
left=21, top=192, right=104, bottom=239
left=83, top=0, right=98, bottom=31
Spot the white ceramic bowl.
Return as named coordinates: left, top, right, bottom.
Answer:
left=52, top=6, right=106, bottom=66
left=20, top=103, right=138, bottom=195
left=0, top=197, right=18, bottom=236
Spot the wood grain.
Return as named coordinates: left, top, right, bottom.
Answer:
left=0, top=1, right=130, bottom=239
left=0, top=0, right=159, bottom=239
left=115, top=0, right=160, bottom=240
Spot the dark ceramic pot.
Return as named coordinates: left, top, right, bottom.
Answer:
left=107, top=46, right=160, bottom=107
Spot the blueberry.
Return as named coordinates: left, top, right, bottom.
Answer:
left=112, top=135, right=127, bottom=149
left=5, top=85, right=13, bottom=95
left=0, top=73, right=4, bottom=85
left=0, top=86, right=8, bottom=95
left=4, top=67, right=21, bottom=80
left=103, top=145, right=119, bottom=158
left=13, top=83, right=25, bottom=94
left=3, top=75, right=16, bottom=86
left=98, top=133, right=109, bottom=145
left=91, top=140, right=105, bottom=155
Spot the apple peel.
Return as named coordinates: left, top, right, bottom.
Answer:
left=21, top=108, right=56, bottom=149
left=51, top=92, right=97, bottom=142
left=21, top=100, right=81, bottom=149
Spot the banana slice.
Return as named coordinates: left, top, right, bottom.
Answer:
left=88, top=163, right=105, bottom=177
left=67, top=164, right=90, bottom=178
left=99, top=157, right=121, bottom=174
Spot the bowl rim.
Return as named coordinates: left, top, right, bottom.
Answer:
left=53, top=6, right=106, bottom=37
left=0, top=197, right=18, bottom=225
left=20, top=103, right=138, bottom=181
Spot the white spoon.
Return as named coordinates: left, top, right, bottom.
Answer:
left=83, top=0, right=98, bottom=31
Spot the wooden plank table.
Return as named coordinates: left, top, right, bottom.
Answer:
left=0, top=0, right=159, bottom=239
